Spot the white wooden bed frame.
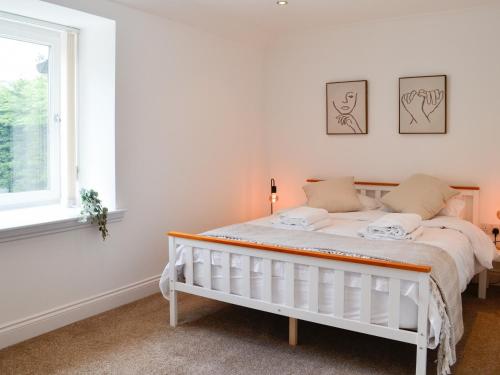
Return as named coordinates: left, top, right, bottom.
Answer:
left=167, top=181, right=485, bottom=375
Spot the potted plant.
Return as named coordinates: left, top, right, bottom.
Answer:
left=80, top=189, right=109, bottom=240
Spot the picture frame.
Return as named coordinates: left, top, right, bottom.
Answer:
left=399, top=75, right=447, bottom=134
left=326, top=80, right=368, bottom=135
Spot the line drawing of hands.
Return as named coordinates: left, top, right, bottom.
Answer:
left=419, top=89, right=444, bottom=117
left=401, top=89, right=444, bottom=125
left=401, top=90, right=427, bottom=125
left=336, top=113, right=362, bottom=133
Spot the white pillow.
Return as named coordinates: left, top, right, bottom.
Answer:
left=357, top=193, right=382, bottom=210
left=438, top=195, right=466, bottom=218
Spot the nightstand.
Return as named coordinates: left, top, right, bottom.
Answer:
left=488, top=243, right=500, bottom=287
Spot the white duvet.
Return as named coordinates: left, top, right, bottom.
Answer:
left=160, top=209, right=495, bottom=351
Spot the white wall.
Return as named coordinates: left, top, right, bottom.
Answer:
left=0, top=0, right=267, bottom=345
left=264, top=5, right=500, bottom=223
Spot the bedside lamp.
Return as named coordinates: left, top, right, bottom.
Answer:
left=496, top=211, right=500, bottom=244
left=269, top=178, right=278, bottom=215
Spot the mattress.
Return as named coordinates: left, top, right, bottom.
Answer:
left=192, top=260, right=419, bottom=328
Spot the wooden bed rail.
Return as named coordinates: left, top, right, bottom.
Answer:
left=306, top=179, right=480, bottom=191
left=167, top=231, right=431, bottom=273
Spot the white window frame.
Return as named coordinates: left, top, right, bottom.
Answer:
left=0, top=3, right=121, bottom=243
left=0, top=17, right=62, bottom=210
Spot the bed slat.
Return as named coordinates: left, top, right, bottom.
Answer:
left=285, top=262, right=294, bottom=307
left=263, top=258, right=272, bottom=302
left=202, top=249, right=212, bottom=289
left=308, top=266, right=319, bottom=313
left=241, top=255, right=251, bottom=298
left=388, top=278, right=401, bottom=329
left=361, top=274, right=372, bottom=323
left=222, top=252, right=231, bottom=294
left=185, top=246, right=194, bottom=285
left=334, top=270, right=344, bottom=318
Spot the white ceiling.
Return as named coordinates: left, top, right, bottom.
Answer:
left=111, top=0, right=498, bottom=46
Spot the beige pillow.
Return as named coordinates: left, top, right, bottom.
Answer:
left=303, top=177, right=362, bottom=213
left=381, top=174, right=459, bottom=220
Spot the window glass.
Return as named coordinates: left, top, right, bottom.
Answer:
left=0, top=36, right=50, bottom=195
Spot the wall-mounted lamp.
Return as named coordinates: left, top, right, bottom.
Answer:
left=270, top=178, right=278, bottom=214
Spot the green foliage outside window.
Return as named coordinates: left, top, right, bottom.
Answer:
left=0, top=77, right=49, bottom=193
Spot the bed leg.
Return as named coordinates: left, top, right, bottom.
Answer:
left=416, top=346, right=427, bottom=375
left=169, top=236, right=178, bottom=327
left=416, top=274, right=429, bottom=375
left=169, top=290, right=178, bottom=327
left=289, top=317, right=298, bottom=346
left=478, top=269, right=487, bottom=299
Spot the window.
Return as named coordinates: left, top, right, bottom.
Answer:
left=0, top=15, right=76, bottom=210
left=0, top=3, right=118, bottom=237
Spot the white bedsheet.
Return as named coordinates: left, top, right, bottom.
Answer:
left=160, top=209, right=490, bottom=350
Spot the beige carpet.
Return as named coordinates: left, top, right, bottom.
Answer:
left=1, top=286, right=499, bottom=375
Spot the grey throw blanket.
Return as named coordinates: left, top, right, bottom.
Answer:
left=204, top=224, right=463, bottom=375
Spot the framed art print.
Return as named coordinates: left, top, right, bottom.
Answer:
left=399, top=75, right=446, bottom=134
left=326, top=80, right=367, bottom=134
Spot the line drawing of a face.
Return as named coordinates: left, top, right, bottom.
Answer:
left=332, top=91, right=357, bottom=115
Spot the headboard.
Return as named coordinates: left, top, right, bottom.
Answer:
left=306, top=179, right=480, bottom=225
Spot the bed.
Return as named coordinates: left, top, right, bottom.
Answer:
left=160, top=181, right=492, bottom=375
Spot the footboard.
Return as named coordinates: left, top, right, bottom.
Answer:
left=167, top=231, right=431, bottom=375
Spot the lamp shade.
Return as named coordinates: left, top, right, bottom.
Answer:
left=269, top=178, right=278, bottom=214
left=270, top=178, right=278, bottom=202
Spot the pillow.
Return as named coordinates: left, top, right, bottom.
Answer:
left=357, top=193, right=382, bottom=210
left=380, top=204, right=395, bottom=213
left=303, top=177, right=362, bottom=213
left=380, top=174, right=459, bottom=220
left=438, top=195, right=466, bottom=218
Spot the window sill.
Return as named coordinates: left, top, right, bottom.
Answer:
left=0, top=205, right=126, bottom=243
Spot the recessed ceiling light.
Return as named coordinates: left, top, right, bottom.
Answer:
left=276, top=1, right=288, bottom=5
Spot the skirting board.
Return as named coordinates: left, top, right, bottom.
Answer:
left=0, top=275, right=161, bottom=350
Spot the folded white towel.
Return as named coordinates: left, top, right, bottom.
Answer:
left=358, top=213, right=423, bottom=240
left=271, top=218, right=332, bottom=231
left=278, top=206, right=329, bottom=226
left=359, top=225, right=424, bottom=241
